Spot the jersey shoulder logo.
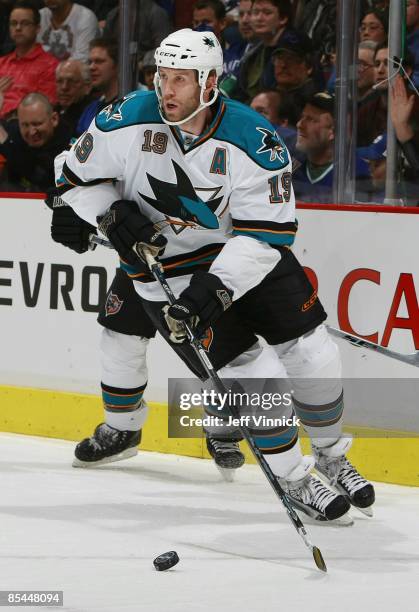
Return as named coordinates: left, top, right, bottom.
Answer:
left=99, top=93, right=136, bottom=122
left=139, top=160, right=223, bottom=231
left=256, top=127, right=286, bottom=163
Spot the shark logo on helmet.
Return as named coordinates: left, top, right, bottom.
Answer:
left=203, top=36, right=216, bottom=48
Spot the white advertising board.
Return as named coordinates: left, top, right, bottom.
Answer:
left=0, top=197, right=192, bottom=401
left=294, top=206, right=419, bottom=379
left=0, top=198, right=418, bottom=407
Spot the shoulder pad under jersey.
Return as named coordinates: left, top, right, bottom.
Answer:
left=95, top=90, right=162, bottom=131
left=215, top=97, right=290, bottom=171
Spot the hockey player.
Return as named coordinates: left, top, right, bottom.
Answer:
left=55, top=29, right=375, bottom=522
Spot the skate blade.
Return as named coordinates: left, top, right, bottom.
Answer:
left=72, top=447, right=138, bottom=468
left=216, top=465, right=236, bottom=482
left=354, top=505, right=373, bottom=518
left=314, top=512, right=354, bottom=527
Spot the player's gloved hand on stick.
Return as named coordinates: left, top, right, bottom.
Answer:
left=162, top=271, right=233, bottom=343
left=97, top=200, right=167, bottom=265
left=46, top=191, right=97, bottom=254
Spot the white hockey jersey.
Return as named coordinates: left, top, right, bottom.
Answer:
left=55, top=91, right=297, bottom=302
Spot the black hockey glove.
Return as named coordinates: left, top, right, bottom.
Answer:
left=162, top=271, right=233, bottom=343
left=46, top=192, right=97, bottom=254
left=97, top=200, right=167, bottom=266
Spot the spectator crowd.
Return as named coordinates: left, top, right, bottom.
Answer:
left=0, top=0, right=417, bottom=204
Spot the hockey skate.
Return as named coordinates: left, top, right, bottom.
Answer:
left=279, top=456, right=353, bottom=526
left=313, top=435, right=375, bottom=517
left=72, top=423, right=141, bottom=468
left=206, top=433, right=245, bottom=482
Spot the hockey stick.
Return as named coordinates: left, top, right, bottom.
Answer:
left=89, top=220, right=175, bottom=250
left=138, top=247, right=327, bottom=573
left=327, top=326, right=419, bottom=368
left=89, top=234, right=114, bottom=249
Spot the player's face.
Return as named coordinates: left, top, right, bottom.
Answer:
left=239, top=0, right=254, bottom=41
left=56, top=61, right=90, bottom=108
left=192, top=7, right=224, bottom=39
left=18, top=102, right=58, bottom=148
left=273, top=51, right=311, bottom=89
left=159, top=68, right=202, bottom=123
left=89, top=47, right=117, bottom=90
left=374, top=48, right=389, bottom=90
left=9, top=8, right=39, bottom=46
left=251, top=1, right=285, bottom=36
left=296, top=104, right=334, bottom=154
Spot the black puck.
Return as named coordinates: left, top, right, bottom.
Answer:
left=153, top=551, right=180, bottom=571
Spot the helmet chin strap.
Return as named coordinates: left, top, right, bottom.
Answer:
left=155, top=73, right=219, bottom=127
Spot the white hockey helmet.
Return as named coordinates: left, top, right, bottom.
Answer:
left=154, top=28, right=223, bottom=126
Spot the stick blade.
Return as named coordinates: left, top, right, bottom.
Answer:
left=312, top=546, right=327, bottom=572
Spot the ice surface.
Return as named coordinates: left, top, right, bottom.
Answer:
left=0, top=433, right=418, bottom=612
